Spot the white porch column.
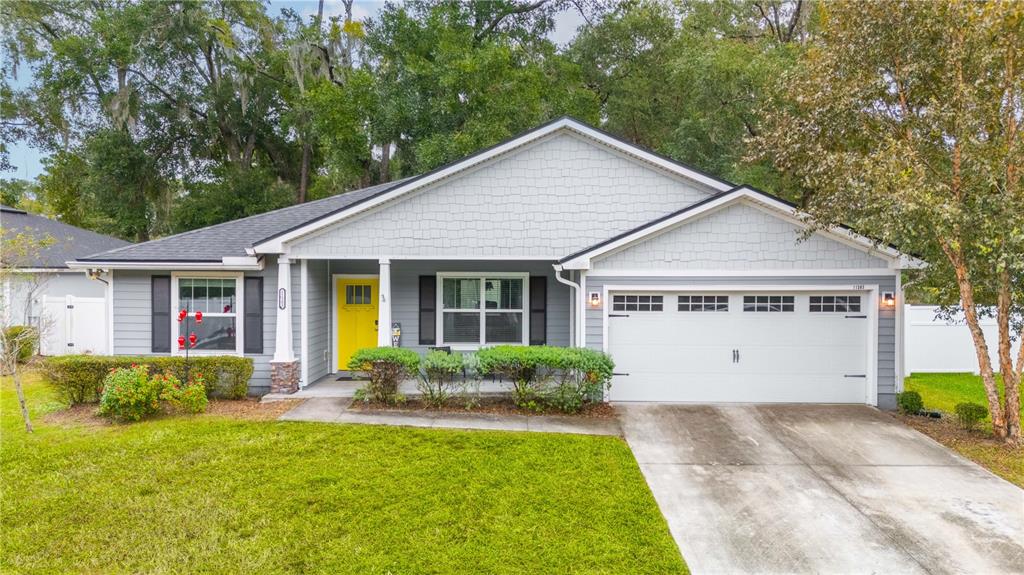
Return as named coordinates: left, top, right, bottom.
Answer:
left=378, top=258, right=392, bottom=347
left=272, top=256, right=295, bottom=362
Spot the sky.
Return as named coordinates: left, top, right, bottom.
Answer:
left=1, top=1, right=586, bottom=182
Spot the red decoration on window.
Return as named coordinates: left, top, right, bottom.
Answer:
left=188, top=332, right=198, bottom=348
left=195, top=310, right=203, bottom=324
left=177, top=335, right=186, bottom=350
left=178, top=309, right=188, bottom=322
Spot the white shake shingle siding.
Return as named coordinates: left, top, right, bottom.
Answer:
left=287, top=132, right=717, bottom=259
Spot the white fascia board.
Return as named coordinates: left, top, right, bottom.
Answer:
left=252, top=118, right=734, bottom=254
left=562, top=188, right=918, bottom=269
left=66, top=256, right=264, bottom=271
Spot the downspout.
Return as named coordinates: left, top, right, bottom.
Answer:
left=553, top=264, right=581, bottom=347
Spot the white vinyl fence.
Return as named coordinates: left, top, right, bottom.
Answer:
left=904, top=305, right=1021, bottom=375
left=39, top=295, right=108, bottom=356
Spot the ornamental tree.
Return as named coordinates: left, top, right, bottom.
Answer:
left=755, top=0, right=1023, bottom=442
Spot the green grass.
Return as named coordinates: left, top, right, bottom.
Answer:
left=904, top=372, right=1023, bottom=427
left=902, top=372, right=1023, bottom=488
left=1, top=372, right=686, bottom=574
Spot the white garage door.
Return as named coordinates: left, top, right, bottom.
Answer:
left=607, top=291, right=870, bottom=403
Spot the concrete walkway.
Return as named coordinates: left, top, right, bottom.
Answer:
left=618, top=403, right=1024, bottom=575
left=278, top=397, right=620, bottom=436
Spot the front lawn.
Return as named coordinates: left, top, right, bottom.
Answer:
left=901, top=372, right=1023, bottom=488
left=1, top=372, right=686, bottom=574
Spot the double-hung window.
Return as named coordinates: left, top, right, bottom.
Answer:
left=439, top=274, right=528, bottom=346
left=172, top=274, right=244, bottom=354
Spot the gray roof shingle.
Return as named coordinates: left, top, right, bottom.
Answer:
left=1, top=205, right=132, bottom=268
left=76, top=178, right=411, bottom=262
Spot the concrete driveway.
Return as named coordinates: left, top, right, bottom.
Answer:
left=618, top=404, right=1024, bottom=575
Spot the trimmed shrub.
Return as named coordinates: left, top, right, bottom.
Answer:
left=897, top=391, right=924, bottom=415
left=348, top=347, right=421, bottom=405
left=2, top=325, right=37, bottom=364
left=41, top=355, right=254, bottom=405
left=954, top=402, right=988, bottom=431
left=476, top=346, right=615, bottom=413
left=418, top=350, right=464, bottom=407
left=157, top=372, right=209, bottom=415
left=99, top=365, right=162, bottom=421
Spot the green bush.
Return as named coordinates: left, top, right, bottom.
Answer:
left=954, top=402, right=988, bottom=431
left=2, top=325, right=37, bottom=364
left=476, top=346, right=614, bottom=413
left=417, top=350, right=464, bottom=407
left=157, top=372, right=209, bottom=415
left=41, top=355, right=254, bottom=405
left=348, top=347, right=421, bottom=405
left=897, top=391, right=924, bottom=415
left=99, top=365, right=162, bottom=421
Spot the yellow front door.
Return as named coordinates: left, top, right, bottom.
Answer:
left=336, top=277, right=379, bottom=369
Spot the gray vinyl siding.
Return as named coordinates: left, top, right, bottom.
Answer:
left=111, top=259, right=283, bottom=396
left=320, top=260, right=571, bottom=357
left=584, top=274, right=898, bottom=409
left=288, top=132, right=716, bottom=259
left=305, top=259, right=331, bottom=383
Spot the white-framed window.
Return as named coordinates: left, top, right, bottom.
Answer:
left=810, top=295, right=861, bottom=313
left=437, top=273, right=529, bottom=347
left=171, top=272, right=244, bottom=355
left=678, top=295, right=729, bottom=312
left=743, top=295, right=795, bottom=312
left=612, top=294, right=663, bottom=312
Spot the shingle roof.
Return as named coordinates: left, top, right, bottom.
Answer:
left=77, top=178, right=411, bottom=262
left=0, top=205, right=132, bottom=268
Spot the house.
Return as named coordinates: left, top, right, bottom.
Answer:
left=67, top=118, right=922, bottom=408
left=1, top=204, right=131, bottom=354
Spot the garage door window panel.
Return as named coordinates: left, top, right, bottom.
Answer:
left=613, top=295, right=663, bottom=312
left=810, top=295, right=861, bottom=313
left=743, top=295, right=795, bottom=312
left=678, top=295, right=729, bottom=312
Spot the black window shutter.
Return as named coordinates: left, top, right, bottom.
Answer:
left=529, top=276, right=547, bottom=345
left=419, top=275, right=436, bottom=345
left=151, top=276, right=171, bottom=353
left=244, top=276, right=263, bottom=354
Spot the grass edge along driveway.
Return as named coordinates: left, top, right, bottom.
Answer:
left=903, top=372, right=1023, bottom=488
left=1, top=373, right=687, bottom=574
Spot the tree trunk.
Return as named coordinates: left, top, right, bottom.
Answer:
left=380, top=141, right=391, bottom=183
left=298, top=141, right=310, bottom=204
left=995, top=270, right=1021, bottom=443
left=943, top=242, right=1008, bottom=439
left=12, top=365, right=33, bottom=433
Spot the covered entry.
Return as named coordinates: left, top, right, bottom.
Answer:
left=606, top=288, right=875, bottom=404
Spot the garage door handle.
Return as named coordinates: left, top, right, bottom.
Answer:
left=613, top=372, right=629, bottom=376
left=845, top=315, right=867, bottom=319
left=608, top=314, right=630, bottom=318
left=844, top=374, right=867, bottom=378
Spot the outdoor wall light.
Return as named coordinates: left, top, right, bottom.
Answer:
left=589, top=291, right=601, bottom=307
left=881, top=291, right=896, bottom=307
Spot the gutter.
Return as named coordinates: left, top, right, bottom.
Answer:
left=552, top=264, right=583, bottom=347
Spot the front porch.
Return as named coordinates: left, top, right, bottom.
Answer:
left=266, top=257, right=578, bottom=395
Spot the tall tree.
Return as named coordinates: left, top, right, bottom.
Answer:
left=364, top=0, right=600, bottom=175
left=755, top=0, right=1023, bottom=443
left=571, top=0, right=811, bottom=195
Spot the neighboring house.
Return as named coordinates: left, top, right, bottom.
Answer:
left=68, top=118, right=922, bottom=408
left=1, top=204, right=130, bottom=354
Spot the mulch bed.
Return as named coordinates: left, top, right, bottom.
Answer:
left=897, top=412, right=1005, bottom=448
left=349, top=396, right=617, bottom=419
